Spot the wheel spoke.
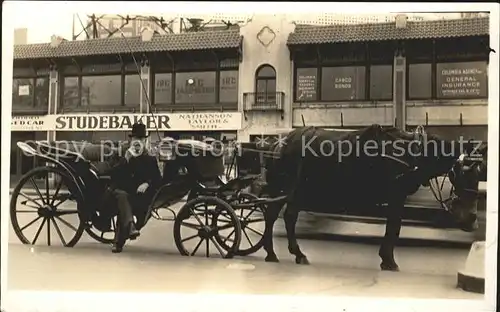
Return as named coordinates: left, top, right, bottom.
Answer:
left=50, top=179, right=63, bottom=206
left=181, top=221, right=202, bottom=230
left=220, top=230, right=236, bottom=244
left=20, top=203, right=40, bottom=210
left=19, top=193, right=43, bottom=208
left=209, top=237, right=226, bottom=256
left=247, top=218, right=265, bottom=224
left=52, top=196, right=70, bottom=208
left=45, top=174, right=50, bottom=203
left=242, top=229, right=254, bottom=247
left=20, top=216, right=42, bottom=231
left=51, top=217, right=67, bottom=246
left=31, top=218, right=47, bottom=245
left=54, top=215, right=78, bottom=232
left=246, top=226, right=264, bottom=236
left=181, top=234, right=199, bottom=243
left=56, top=210, right=78, bottom=216
left=47, top=218, right=51, bottom=246
left=189, top=207, right=207, bottom=226
left=218, top=212, right=233, bottom=222
left=205, top=237, right=210, bottom=258
left=29, top=177, right=46, bottom=205
left=216, top=218, right=232, bottom=224
left=16, top=210, right=39, bottom=213
left=243, top=207, right=259, bottom=220
left=216, top=223, right=237, bottom=231
left=190, top=238, right=204, bottom=256
left=204, top=205, right=209, bottom=226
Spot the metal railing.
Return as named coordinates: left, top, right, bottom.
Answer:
left=243, top=91, right=284, bottom=111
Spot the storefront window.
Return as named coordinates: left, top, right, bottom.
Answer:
left=81, top=75, right=122, bottom=106
left=436, top=61, right=488, bottom=99
left=321, top=66, right=366, bottom=101
left=408, top=64, right=432, bottom=99
left=124, top=74, right=141, bottom=106
left=175, top=72, right=216, bottom=104
left=219, top=70, right=238, bottom=103
left=369, top=65, right=393, bottom=100
left=63, top=76, right=80, bottom=108
left=295, top=68, right=318, bottom=101
left=154, top=73, right=172, bottom=105
left=12, top=78, right=34, bottom=107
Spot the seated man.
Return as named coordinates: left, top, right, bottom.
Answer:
left=97, top=123, right=162, bottom=253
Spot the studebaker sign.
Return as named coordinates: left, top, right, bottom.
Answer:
left=11, top=112, right=243, bottom=132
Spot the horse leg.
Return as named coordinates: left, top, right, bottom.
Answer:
left=263, top=202, right=282, bottom=263
left=379, top=196, right=404, bottom=271
left=283, top=203, right=309, bottom=265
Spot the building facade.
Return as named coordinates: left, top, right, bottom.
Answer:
left=11, top=15, right=490, bottom=181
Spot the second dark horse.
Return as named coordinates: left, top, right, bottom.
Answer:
left=254, top=125, right=484, bottom=271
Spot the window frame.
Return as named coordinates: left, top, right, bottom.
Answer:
left=59, top=61, right=136, bottom=112
left=219, top=69, right=239, bottom=104
left=12, top=69, right=50, bottom=112
left=320, top=65, right=368, bottom=101
left=406, top=38, right=489, bottom=101
left=255, top=64, right=277, bottom=104
left=174, top=71, right=218, bottom=104
left=150, top=52, right=240, bottom=108
left=293, top=42, right=394, bottom=103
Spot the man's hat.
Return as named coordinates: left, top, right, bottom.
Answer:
left=129, top=122, right=149, bottom=138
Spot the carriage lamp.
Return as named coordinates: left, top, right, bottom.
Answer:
left=187, top=78, right=194, bottom=85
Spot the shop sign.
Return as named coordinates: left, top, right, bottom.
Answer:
left=11, top=116, right=49, bottom=131
left=11, top=113, right=243, bottom=132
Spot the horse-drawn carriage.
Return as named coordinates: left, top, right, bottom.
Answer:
left=10, top=124, right=486, bottom=270
left=10, top=138, right=275, bottom=258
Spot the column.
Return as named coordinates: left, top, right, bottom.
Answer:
left=139, top=63, right=151, bottom=114
left=139, top=62, right=155, bottom=145
left=393, top=53, right=406, bottom=130
left=47, top=67, right=59, bottom=187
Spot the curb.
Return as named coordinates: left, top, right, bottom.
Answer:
left=457, top=272, right=485, bottom=294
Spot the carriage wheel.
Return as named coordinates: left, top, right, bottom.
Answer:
left=174, top=196, right=241, bottom=259
left=84, top=215, right=117, bottom=244
left=10, top=166, right=86, bottom=247
left=215, top=192, right=265, bottom=256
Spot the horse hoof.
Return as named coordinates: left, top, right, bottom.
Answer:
left=265, top=255, right=280, bottom=263
left=380, top=262, right=400, bottom=272
left=295, top=257, right=310, bottom=265
left=224, top=253, right=234, bottom=259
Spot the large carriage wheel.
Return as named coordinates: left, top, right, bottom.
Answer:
left=10, top=166, right=86, bottom=247
left=174, top=196, right=241, bottom=259
left=215, top=192, right=265, bottom=256
left=84, top=215, right=117, bottom=244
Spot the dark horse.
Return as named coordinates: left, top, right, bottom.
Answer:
left=253, top=125, right=484, bottom=271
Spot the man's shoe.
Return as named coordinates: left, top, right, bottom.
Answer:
left=129, top=223, right=140, bottom=240
left=111, top=242, right=123, bottom=253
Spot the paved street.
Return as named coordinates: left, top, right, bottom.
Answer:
left=6, top=194, right=481, bottom=299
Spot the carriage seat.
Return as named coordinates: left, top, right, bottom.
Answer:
left=41, top=141, right=120, bottom=162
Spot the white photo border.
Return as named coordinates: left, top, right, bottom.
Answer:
left=1, top=2, right=498, bottom=312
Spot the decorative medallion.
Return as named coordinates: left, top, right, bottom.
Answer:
left=257, top=26, right=276, bottom=47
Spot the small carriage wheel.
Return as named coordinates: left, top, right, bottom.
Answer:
left=10, top=166, right=86, bottom=247
left=174, top=196, right=242, bottom=259
left=84, top=216, right=117, bottom=244
left=215, top=192, right=266, bottom=256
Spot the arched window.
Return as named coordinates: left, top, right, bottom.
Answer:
left=255, top=64, right=276, bottom=105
